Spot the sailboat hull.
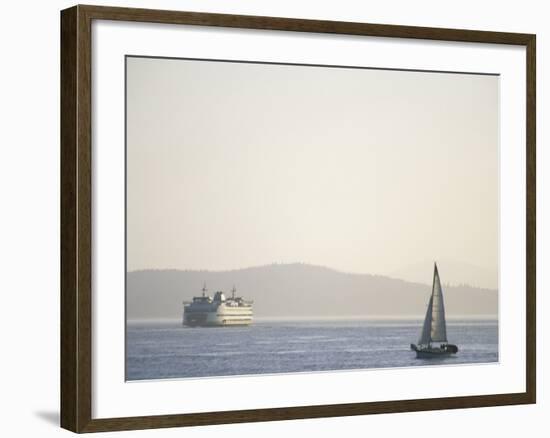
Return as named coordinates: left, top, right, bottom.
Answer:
left=411, top=343, right=458, bottom=359
left=415, top=349, right=455, bottom=359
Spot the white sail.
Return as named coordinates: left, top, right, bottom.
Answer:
left=418, top=295, right=433, bottom=345
left=430, top=264, right=448, bottom=342
left=417, top=263, right=448, bottom=345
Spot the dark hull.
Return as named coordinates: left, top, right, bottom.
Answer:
left=415, top=349, right=455, bottom=359
left=410, top=343, right=458, bottom=358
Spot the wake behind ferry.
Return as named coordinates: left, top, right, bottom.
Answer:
left=183, top=284, right=253, bottom=327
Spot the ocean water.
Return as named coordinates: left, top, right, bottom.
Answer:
left=126, top=319, right=498, bottom=381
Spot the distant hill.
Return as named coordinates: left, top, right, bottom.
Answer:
left=389, top=259, right=498, bottom=290
left=127, top=263, right=497, bottom=320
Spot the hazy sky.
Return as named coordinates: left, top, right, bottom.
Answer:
left=126, top=56, right=499, bottom=281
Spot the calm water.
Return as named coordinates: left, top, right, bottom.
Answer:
left=126, top=319, right=498, bottom=380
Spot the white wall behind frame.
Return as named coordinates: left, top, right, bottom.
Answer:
left=0, top=1, right=546, bottom=438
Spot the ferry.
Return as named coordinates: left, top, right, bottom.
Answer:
left=183, top=284, right=253, bottom=327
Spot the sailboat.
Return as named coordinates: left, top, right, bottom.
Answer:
left=410, top=263, right=458, bottom=358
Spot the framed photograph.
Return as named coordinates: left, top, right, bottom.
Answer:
left=60, top=4, right=536, bottom=433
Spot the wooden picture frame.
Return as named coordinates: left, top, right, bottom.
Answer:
left=61, top=4, right=536, bottom=433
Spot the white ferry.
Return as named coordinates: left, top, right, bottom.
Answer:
left=183, top=284, right=253, bottom=327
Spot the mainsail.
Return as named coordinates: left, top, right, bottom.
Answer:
left=418, top=263, right=448, bottom=345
